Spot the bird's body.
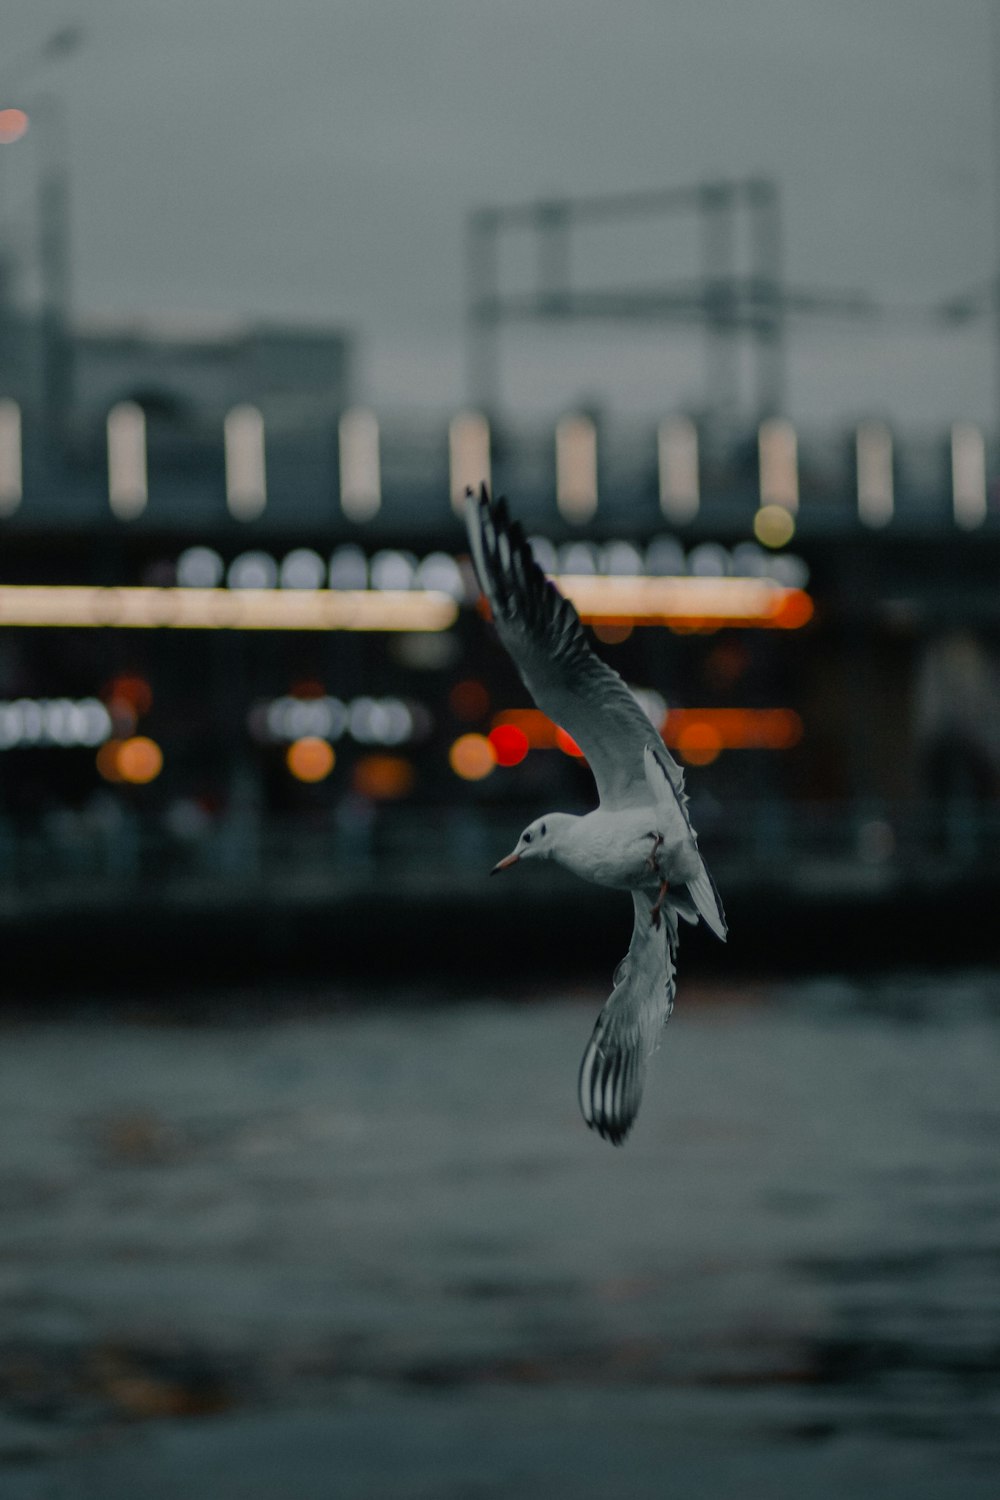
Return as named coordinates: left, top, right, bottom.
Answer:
left=465, top=487, right=727, bottom=1145
left=519, top=806, right=701, bottom=892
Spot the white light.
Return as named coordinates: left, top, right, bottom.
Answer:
left=177, top=547, right=224, bottom=588
left=45, top=699, right=77, bottom=745
left=260, top=694, right=410, bottom=745
left=79, top=699, right=113, bottom=744
left=758, top=418, right=798, bottom=511
left=951, top=423, right=987, bottom=530
left=0, top=706, right=21, bottom=748
left=730, top=542, right=770, bottom=578
left=374, top=699, right=413, bottom=745
left=555, top=415, right=598, bottom=522
left=416, top=552, right=465, bottom=600
left=280, top=548, right=326, bottom=590
left=0, top=697, right=113, bottom=749
left=766, top=553, right=810, bottom=588
left=224, top=404, right=267, bottom=520
left=17, top=699, right=44, bottom=742
left=107, top=402, right=148, bottom=519
left=449, top=411, right=491, bottom=513
left=599, top=541, right=642, bottom=576
left=856, top=421, right=893, bottom=527
left=645, top=537, right=687, bottom=576
left=688, top=543, right=730, bottom=578
left=328, top=545, right=368, bottom=590
left=370, top=550, right=415, bottom=591
left=558, top=541, right=598, bottom=575
left=228, top=551, right=278, bottom=590
left=0, top=399, right=23, bottom=515
left=286, top=698, right=336, bottom=739
left=339, top=408, right=381, bottom=522
left=0, top=584, right=457, bottom=633
left=528, top=536, right=559, bottom=573
left=658, top=415, right=699, bottom=523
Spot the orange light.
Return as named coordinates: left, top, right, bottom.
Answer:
left=116, top=736, right=163, bottom=784
left=286, top=736, right=335, bottom=783
left=592, top=622, right=633, bottom=644
left=352, top=753, right=415, bottom=800
left=663, top=708, right=803, bottom=752
left=0, top=109, right=29, bottom=145
left=675, top=721, right=722, bottom=766
left=555, top=575, right=813, bottom=630
left=290, top=678, right=326, bottom=700
left=488, top=724, right=529, bottom=767
left=449, top=732, right=496, bottom=780
left=492, top=709, right=559, bottom=748
left=771, top=591, right=814, bottom=629
left=555, top=726, right=585, bottom=758
left=449, top=678, right=490, bottom=722
left=105, top=673, right=153, bottom=716
left=96, top=739, right=124, bottom=782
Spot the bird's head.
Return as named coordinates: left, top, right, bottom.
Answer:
left=491, top=814, right=567, bottom=874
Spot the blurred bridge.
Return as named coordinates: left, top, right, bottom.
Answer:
left=0, top=400, right=997, bottom=545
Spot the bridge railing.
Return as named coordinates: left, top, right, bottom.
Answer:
left=1, top=404, right=997, bottom=537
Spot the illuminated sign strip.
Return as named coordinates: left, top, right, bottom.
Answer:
left=0, top=586, right=458, bottom=632
left=553, top=574, right=813, bottom=628
left=0, top=576, right=810, bottom=632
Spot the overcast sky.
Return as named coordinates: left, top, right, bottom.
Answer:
left=2, top=0, right=998, bottom=426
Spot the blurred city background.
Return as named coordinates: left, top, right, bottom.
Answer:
left=0, top=4, right=998, bottom=1497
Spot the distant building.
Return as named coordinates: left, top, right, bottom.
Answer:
left=0, top=275, right=354, bottom=438
left=71, top=316, right=354, bottom=430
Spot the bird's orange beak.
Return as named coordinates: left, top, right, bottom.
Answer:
left=490, top=850, right=520, bottom=875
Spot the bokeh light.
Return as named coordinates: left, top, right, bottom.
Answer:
left=286, top=737, right=336, bottom=783
left=555, top=727, right=585, bottom=758
left=96, top=739, right=124, bottom=782
left=352, top=754, right=415, bottom=800
left=104, top=673, right=153, bottom=717
left=592, top=622, right=633, bottom=644
left=0, top=109, right=29, bottom=145
left=488, top=724, right=529, bottom=767
left=449, top=733, right=496, bottom=780
left=675, top=721, right=723, bottom=766
left=449, top=679, right=490, bottom=722
left=117, top=736, right=164, bottom=784
left=753, top=504, right=796, bottom=548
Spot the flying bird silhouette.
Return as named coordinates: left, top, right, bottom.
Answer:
left=466, top=485, right=727, bottom=1145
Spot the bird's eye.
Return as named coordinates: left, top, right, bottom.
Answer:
left=523, top=831, right=532, bottom=844
left=540, top=823, right=547, bottom=837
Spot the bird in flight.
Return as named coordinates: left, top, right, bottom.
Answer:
left=466, top=486, right=727, bottom=1146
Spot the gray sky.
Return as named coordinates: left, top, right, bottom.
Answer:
left=2, top=0, right=997, bottom=426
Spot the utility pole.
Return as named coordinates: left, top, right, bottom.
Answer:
left=465, top=179, right=869, bottom=423
left=698, top=181, right=739, bottom=417
left=0, top=24, right=84, bottom=448
left=36, top=97, right=73, bottom=449
left=991, top=2, right=1000, bottom=441
left=465, top=207, right=500, bottom=412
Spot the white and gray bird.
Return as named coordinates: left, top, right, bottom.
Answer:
left=466, top=486, right=727, bottom=1146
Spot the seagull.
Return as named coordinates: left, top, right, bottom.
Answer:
left=465, top=485, right=727, bottom=1146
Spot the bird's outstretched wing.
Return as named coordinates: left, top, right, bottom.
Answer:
left=578, top=891, right=677, bottom=1145
left=465, top=486, right=685, bottom=811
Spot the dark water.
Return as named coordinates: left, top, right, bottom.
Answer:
left=1, top=973, right=998, bottom=1498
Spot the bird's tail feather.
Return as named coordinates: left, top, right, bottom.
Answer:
left=578, top=891, right=677, bottom=1146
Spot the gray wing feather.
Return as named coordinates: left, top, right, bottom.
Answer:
left=644, top=744, right=728, bottom=941
left=465, top=486, right=688, bottom=811
left=578, top=891, right=677, bottom=1145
